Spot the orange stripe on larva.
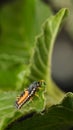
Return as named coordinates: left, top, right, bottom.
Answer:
left=17, top=91, right=29, bottom=105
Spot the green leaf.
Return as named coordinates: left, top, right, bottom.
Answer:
left=0, top=82, right=45, bottom=130
left=0, top=8, right=69, bottom=130
left=0, top=0, right=52, bottom=90
left=28, top=8, right=68, bottom=104
left=5, top=92, right=73, bottom=130
left=48, top=0, right=73, bottom=41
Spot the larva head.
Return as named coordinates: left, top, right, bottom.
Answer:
left=38, top=80, right=46, bottom=87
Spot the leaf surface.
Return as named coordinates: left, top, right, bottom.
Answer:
left=6, top=92, right=73, bottom=130
left=0, top=8, right=70, bottom=130
left=28, top=8, right=68, bottom=103
left=0, top=0, right=52, bottom=90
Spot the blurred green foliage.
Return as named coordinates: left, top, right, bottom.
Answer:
left=0, top=0, right=52, bottom=90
